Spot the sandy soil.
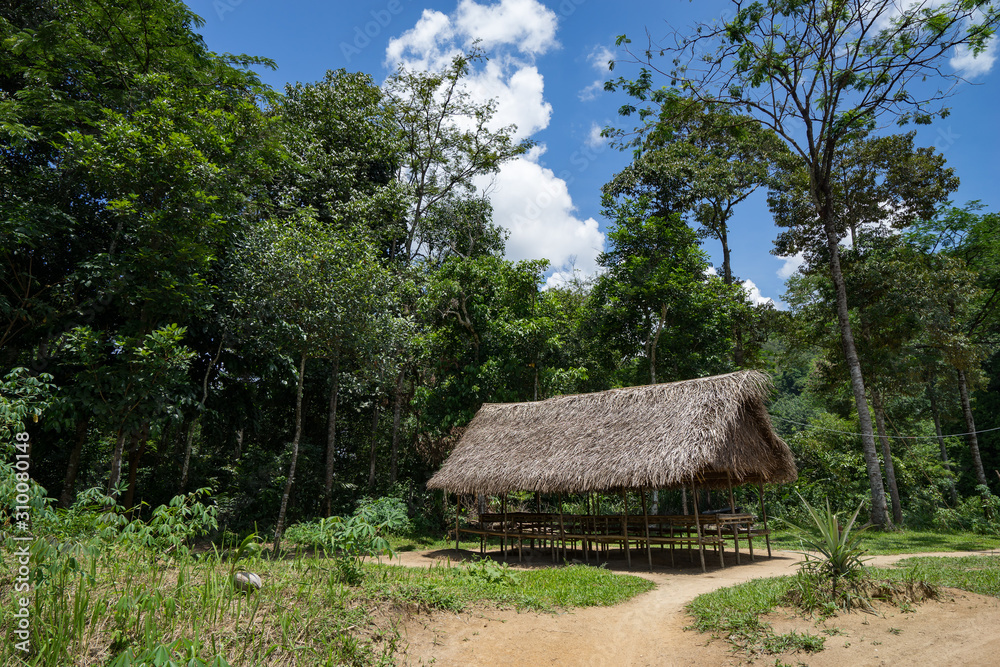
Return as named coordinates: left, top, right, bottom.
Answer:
left=390, top=546, right=1000, bottom=666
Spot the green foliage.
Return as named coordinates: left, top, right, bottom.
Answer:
left=783, top=493, right=871, bottom=589
left=284, top=496, right=409, bottom=583
left=463, top=557, right=517, bottom=587
left=589, top=194, right=744, bottom=384
left=0, top=368, right=53, bottom=444
left=932, top=485, right=1000, bottom=534
left=122, top=488, right=219, bottom=556
left=108, top=639, right=230, bottom=667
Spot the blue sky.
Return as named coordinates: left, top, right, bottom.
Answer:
left=186, top=0, right=999, bottom=306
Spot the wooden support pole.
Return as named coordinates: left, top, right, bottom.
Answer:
left=692, top=483, right=706, bottom=573
left=502, top=494, right=508, bottom=560
left=758, top=483, right=771, bottom=558
left=558, top=493, right=567, bottom=562
left=622, top=489, right=631, bottom=569
left=641, top=489, right=652, bottom=571
left=727, top=472, right=740, bottom=565
left=455, top=493, right=461, bottom=553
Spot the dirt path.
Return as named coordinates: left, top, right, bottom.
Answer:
left=391, top=547, right=1000, bottom=666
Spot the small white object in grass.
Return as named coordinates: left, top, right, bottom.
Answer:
left=234, top=571, right=262, bottom=592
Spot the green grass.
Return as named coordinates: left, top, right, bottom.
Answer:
left=0, top=537, right=653, bottom=666
left=686, top=575, right=825, bottom=656
left=872, top=555, right=1000, bottom=598
left=687, top=551, right=1000, bottom=659
left=366, top=560, right=655, bottom=612
left=769, top=527, right=1000, bottom=555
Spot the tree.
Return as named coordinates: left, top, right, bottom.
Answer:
left=235, top=212, right=389, bottom=551
left=590, top=195, right=746, bottom=385
left=385, top=49, right=530, bottom=263
left=605, top=100, right=786, bottom=366
left=609, top=0, right=999, bottom=526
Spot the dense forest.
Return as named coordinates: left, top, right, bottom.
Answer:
left=3, top=0, right=1000, bottom=545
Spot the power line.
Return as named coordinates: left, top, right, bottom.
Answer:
left=770, top=415, right=1000, bottom=440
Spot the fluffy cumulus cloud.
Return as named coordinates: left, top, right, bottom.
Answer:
left=386, top=0, right=606, bottom=281
left=386, top=0, right=557, bottom=69
left=476, top=146, right=605, bottom=279
left=454, top=0, right=558, bottom=54
left=777, top=252, right=805, bottom=279
left=742, top=279, right=774, bottom=307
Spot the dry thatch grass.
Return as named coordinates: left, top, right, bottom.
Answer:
left=428, top=370, right=796, bottom=494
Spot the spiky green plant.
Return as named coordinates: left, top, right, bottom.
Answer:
left=783, top=492, right=871, bottom=596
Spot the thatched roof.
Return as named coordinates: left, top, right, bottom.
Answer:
left=427, top=370, right=796, bottom=494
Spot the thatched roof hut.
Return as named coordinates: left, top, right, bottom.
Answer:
left=427, top=369, right=796, bottom=495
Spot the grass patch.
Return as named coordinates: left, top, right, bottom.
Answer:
left=769, top=528, right=1000, bottom=555
left=365, top=560, right=654, bottom=612
left=0, top=538, right=653, bottom=666
left=688, top=554, right=1000, bottom=660
left=873, top=555, right=1000, bottom=598
left=686, top=576, right=826, bottom=656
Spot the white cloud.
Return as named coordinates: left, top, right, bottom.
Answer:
left=387, top=0, right=557, bottom=70
left=385, top=9, right=458, bottom=71
left=464, top=60, right=551, bottom=140
left=476, top=146, right=605, bottom=278
left=706, top=265, right=718, bottom=276
left=579, top=44, right=614, bottom=101
left=585, top=122, right=605, bottom=149
left=454, top=0, right=558, bottom=56
left=387, top=1, right=606, bottom=282
left=777, top=253, right=805, bottom=279
left=742, top=279, right=774, bottom=307
left=951, top=37, right=997, bottom=77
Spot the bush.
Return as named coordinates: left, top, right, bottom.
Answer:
left=782, top=492, right=870, bottom=603
left=933, top=485, right=1000, bottom=534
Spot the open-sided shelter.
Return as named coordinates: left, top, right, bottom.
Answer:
left=427, top=369, right=796, bottom=571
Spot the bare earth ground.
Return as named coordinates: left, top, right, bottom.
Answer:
left=390, top=546, right=1000, bottom=666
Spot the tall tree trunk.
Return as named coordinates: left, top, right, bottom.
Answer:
left=871, top=391, right=902, bottom=525
left=180, top=338, right=224, bottom=493
left=108, top=429, right=128, bottom=497
left=389, top=370, right=405, bottom=486
left=323, top=347, right=340, bottom=517
left=60, top=418, right=90, bottom=508
left=647, top=303, right=667, bottom=384
left=957, top=368, right=988, bottom=487
left=928, top=380, right=959, bottom=504
left=819, top=187, right=889, bottom=527
left=720, top=222, right=746, bottom=367
left=274, top=352, right=307, bottom=555
left=367, top=401, right=380, bottom=491
left=124, top=422, right=150, bottom=511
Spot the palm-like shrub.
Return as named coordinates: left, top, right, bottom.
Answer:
left=783, top=492, right=870, bottom=598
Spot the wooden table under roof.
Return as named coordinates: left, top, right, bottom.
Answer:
left=427, top=370, right=797, bottom=572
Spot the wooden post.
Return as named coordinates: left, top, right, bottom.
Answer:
left=727, top=472, right=740, bottom=565
left=558, top=493, right=567, bottom=562
left=641, top=489, right=652, bottom=571
left=692, top=483, right=706, bottom=573
left=502, top=494, right=508, bottom=560
left=758, top=483, right=772, bottom=558
left=621, top=489, right=631, bottom=569
left=455, top=493, right=461, bottom=553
